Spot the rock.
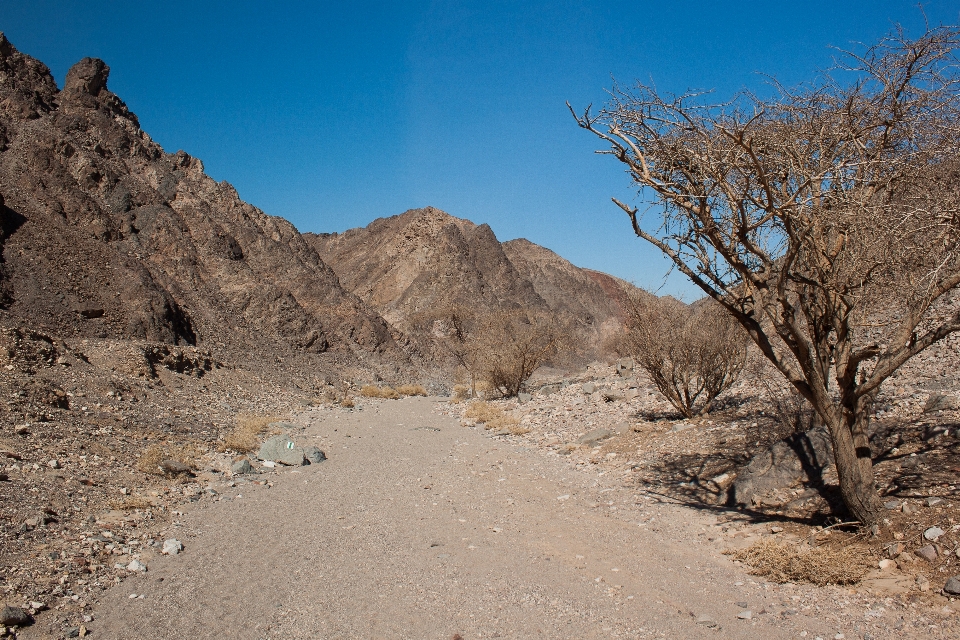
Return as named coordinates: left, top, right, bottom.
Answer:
left=916, top=545, right=938, bottom=562
left=581, top=382, right=597, bottom=395
left=731, top=428, right=833, bottom=507
left=624, top=388, right=639, bottom=401
left=886, top=542, right=904, bottom=558
left=924, top=526, right=945, bottom=541
left=695, top=614, right=717, bottom=628
left=576, top=428, right=612, bottom=446
left=878, top=558, right=896, bottom=570
left=883, top=500, right=901, bottom=510
left=161, top=539, right=182, bottom=555
left=47, top=459, right=60, bottom=469
left=0, top=605, right=32, bottom=627
left=517, top=392, right=533, bottom=403
left=926, top=496, right=945, bottom=507
left=615, top=358, right=634, bottom=376
left=924, top=394, right=960, bottom=413
left=257, top=434, right=306, bottom=466
left=126, top=559, right=147, bottom=572
left=737, top=610, right=752, bottom=620
left=159, top=459, right=194, bottom=476
left=944, top=576, right=960, bottom=595
left=302, top=446, right=326, bottom=464
left=916, top=575, right=931, bottom=591
left=231, top=458, right=254, bottom=475
left=902, top=502, right=918, bottom=515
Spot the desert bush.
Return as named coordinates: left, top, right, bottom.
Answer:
left=621, top=294, right=747, bottom=418
left=463, top=401, right=526, bottom=434
left=340, top=395, right=356, bottom=408
left=360, top=385, right=401, bottom=399
left=137, top=440, right=204, bottom=475
left=222, top=415, right=284, bottom=453
left=474, top=310, right=569, bottom=397
left=450, top=384, right=471, bottom=403
left=396, top=384, right=428, bottom=396
left=730, top=539, right=871, bottom=586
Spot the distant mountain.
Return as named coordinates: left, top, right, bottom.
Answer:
left=307, top=207, right=640, bottom=360
left=0, top=34, right=395, bottom=357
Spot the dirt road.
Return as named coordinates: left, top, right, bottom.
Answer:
left=75, top=397, right=839, bottom=639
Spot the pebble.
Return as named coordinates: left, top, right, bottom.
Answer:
left=924, top=526, right=945, bottom=541
left=878, top=559, right=895, bottom=570
left=162, top=538, right=183, bottom=555
left=695, top=614, right=717, bottom=627
left=737, top=610, right=752, bottom=620
left=126, top=559, right=147, bottom=572
left=916, top=575, right=931, bottom=591
left=883, top=500, right=901, bottom=510
left=915, top=545, right=938, bottom=562
left=944, top=575, right=960, bottom=595
left=902, top=502, right=918, bottom=515
left=926, top=496, right=945, bottom=507
left=47, top=459, right=60, bottom=469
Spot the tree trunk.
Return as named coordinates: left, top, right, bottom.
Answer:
left=825, top=410, right=884, bottom=525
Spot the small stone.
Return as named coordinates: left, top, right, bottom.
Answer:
left=883, top=500, right=901, bottom=510
left=916, top=545, right=938, bottom=562
left=517, top=392, right=533, bottom=403
left=886, top=542, right=904, bottom=557
left=0, top=605, right=32, bottom=627
left=576, top=428, right=612, bottom=446
left=27, top=602, right=45, bottom=612
left=943, top=575, right=960, bottom=596
left=47, top=459, right=60, bottom=469
left=926, top=497, right=945, bottom=507
left=737, top=610, right=752, bottom=620
left=770, top=526, right=784, bottom=533
left=902, top=502, right=918, bottom=515
left=302, top=446, right=326, bottom=464
left=161, top=539, right=183, bottom=556
left=581, top=382, right=597, bottom=395
left=924, top=526, right=945, bottom=541
left=878, top=558, right=896, bottom=570
left=66, top=627, right=80, bottom=638
left=230, top=458, right=254, bottom=475
left=126, top=559, right=147, bottom=572
left=159, top=459, right=194, bottom=476
left=916, top=575, right=931, bottom=592
left=695, top=614, right=717, bottom=627
left=944, top=576, right=960, bottom=595
left=128, top=594, right=137, bottom=599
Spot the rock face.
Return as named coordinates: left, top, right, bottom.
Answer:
left=731, top=428, right=834, bottom=506
left=0, top=33, right=395, bottom=356
left=306, top=208, right=640, bottom=361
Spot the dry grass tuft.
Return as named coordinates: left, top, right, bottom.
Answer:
left=340, top=395, right=356, bottom=408
left=222, top=415, right=285, bottom=453
left=729, top=538, right=872, bottom=586
left=396, top=384, right=428, bottom=397
left=109, top=496, right=155, bottom=511
left=450, top=384, right=470, bottom=403
left=136, top=441, right=204, bottom=476
left=463, top=401, right=527, bottom=434
left=360, top=385, right=401, bottom=399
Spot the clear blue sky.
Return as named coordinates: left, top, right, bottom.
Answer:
left=2, top=1, right=957, bottom=298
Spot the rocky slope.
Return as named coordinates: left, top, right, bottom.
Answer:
left=0, top=33, right=395, bottom=358
left=307, top=207, right=638, bottom=360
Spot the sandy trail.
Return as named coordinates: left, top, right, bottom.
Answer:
left=78, top=397, right=836, bottom=639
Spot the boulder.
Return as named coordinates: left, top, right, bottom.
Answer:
left=303, top=446, right=327, bottom=464
left=731, top=428, right=833, bottom=506
left=257, top=434, right=306, bottom=466
left=924, top=394, right=960, bottom=413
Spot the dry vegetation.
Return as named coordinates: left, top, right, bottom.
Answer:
left=730, top=538, right=873, bottom=586
left=136, top=440, right=206, bottom=475
left=463, top=401, right=528, bottom=435
left=360, top=384, right=401, bottom=399
left=221, top=414, right=286, bottom=453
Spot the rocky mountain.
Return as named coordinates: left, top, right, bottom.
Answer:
left=306, top=207, right=637, bottom=360
left=0, top=33, right=395, bottom=359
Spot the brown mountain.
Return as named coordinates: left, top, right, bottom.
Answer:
left=307, top=207, right=637, bottom=360
left=0, top=34, right=394, bottom=357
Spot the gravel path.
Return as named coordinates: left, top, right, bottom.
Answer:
left=78, top=397, right=838, bottom=639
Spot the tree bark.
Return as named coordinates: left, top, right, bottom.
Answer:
left=825, top=411, right=884, bottom=525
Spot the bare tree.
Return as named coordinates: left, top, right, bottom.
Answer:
left=622, top=294, right=747, bottom=418
left=571, top=25, right=960, bottom=525
left=475, top=310, right=569, bottom=397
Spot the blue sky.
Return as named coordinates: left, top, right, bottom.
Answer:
left=2, top=1, right=957, bottom=298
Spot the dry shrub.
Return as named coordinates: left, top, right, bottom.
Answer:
left=360, top=385, right=401, bottom=399
left=137, top=441, right=204, bottom=476
left=730, top=538, right=872, bottom=586
left=397, top=384, right=428, bottom=396
left=463, top=401, right=525, bottom=434
left=450, top=384, right=470, bottom=403
left=340, top=395, right=356, bottom=408
left=222, top=415, right=284, bottom=453
left=109, top=496, right=154, bottom=511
